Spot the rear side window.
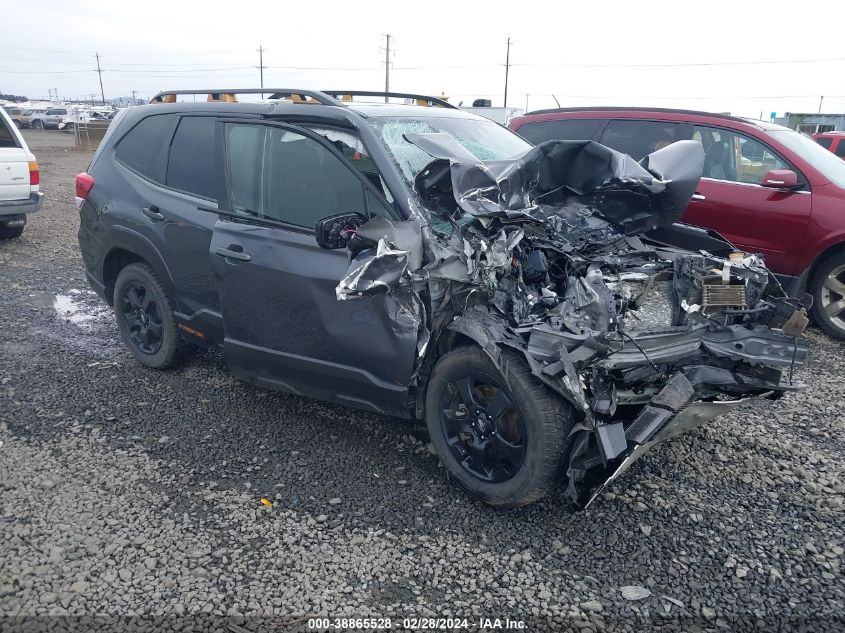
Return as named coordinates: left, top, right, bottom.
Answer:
left=835, top=140, right=845, bottom=158
left=47, top=109, right=67, bottom=116
left=166, top=116, right=217, bottom=199
left=115, top=115, right=177, bottom=181
left=0, top=117, right=19, bottom=148
left=600, top=119, right=689, bottom=161
left=516, top=118, right=604, bottom=144
left=816, top=137, right=833, bottom=149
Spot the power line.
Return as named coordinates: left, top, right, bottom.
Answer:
left=510, top=57, right=845, bottom=69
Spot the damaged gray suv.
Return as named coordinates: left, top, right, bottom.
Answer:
left=77, top=89, right=810, bottom=508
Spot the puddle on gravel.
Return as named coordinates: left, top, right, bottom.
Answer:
left=29, top=289, right=112, bottom=329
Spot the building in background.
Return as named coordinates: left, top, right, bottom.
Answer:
left=774, top=112, right=845, bottom=134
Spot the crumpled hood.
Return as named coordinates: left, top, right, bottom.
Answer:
left=407, top=135, right=705, bottom=235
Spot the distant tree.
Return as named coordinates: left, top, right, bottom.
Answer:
left=0, top=93, right=28, bottom=102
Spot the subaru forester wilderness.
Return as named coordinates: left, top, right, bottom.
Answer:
left=77, top=89, right=809, bottom=508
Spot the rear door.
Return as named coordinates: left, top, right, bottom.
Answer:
left=683, top=125, right=811, bottom=273
left=210, top=120, right=418, bottom=415
left=0, top=113, right=29, bottom=201
left=112, top=113, right=223, bottom=329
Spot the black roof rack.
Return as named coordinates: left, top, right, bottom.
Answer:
left=149, top=88, right=456, bottom=109
left=524, top=105, right=750, bottom=124
left=150, top=89, right=342, bottom=106
left=321, top=90, right=456, bottom=109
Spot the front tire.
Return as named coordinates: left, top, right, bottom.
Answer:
left=31, top=120, right=42, bottom=130
left=810, top=252, right=845, bottom=340
left=425, top=345, right=576, bottom=507
left=113, top=263, right=186, bottom=368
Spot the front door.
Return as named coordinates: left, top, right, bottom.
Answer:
left=682, top=125, right=812, bottom=274
left=209, top=120, right=418, bottom=416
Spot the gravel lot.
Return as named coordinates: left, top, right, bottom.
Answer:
left=1, top=134, right=843, bottom=632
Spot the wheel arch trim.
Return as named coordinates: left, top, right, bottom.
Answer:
left=102, top=226, right=175, bottom=303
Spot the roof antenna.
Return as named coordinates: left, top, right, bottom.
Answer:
left=551, top=94, right=561, bottom=108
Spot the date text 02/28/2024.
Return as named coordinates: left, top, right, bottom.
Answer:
left=306, top=617, right=527, bottom=630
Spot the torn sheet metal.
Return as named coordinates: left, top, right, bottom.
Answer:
left=334, top=135, right=810, bottom=507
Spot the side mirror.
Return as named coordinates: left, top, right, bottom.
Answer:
left=760, top=169, right=799, bottom=189
left=315, top=212, right=368, bottom=250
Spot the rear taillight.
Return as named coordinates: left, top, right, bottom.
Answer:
left=28, top=161, right=39, bottom=186
left=75, top=172, right=95, bottom=200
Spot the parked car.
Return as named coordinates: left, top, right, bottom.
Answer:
left=0, top=107, right=42, bottom=238
left=813, top=131, right=845, bottom=159
left=11, top=108, right=47, bottom=129
left=30, top=108, right=69, bottom=129
left=76, top=89, right=809, bottom=508
left=3, top=107, right=25, bottom=128
left=509, top=107, right=845, bottom=339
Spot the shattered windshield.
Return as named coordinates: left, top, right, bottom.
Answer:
left=368, top=115, right=531, bottom=187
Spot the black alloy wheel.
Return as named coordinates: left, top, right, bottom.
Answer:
left=119, top=282, right=164, bottom=355
left=440, top=373, right=527, bottom=483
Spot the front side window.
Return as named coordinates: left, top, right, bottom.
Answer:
left=816, top=137, right=833, bottom=150
left=694, top=126, right=790, bottom=184
left=166, top=116, right=217, bottom=199
left=835, top=141, right=845, bottom=158
left=600, top=120, right=689, bottom=161
left=307, top=126, right=396, bottom=211
left=225, top=124, right=368, bottom=228
left=116, top=114, right=177, bottom=180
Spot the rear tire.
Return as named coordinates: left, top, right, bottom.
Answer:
left=113, top=263, right=187, bottom=369
left=425, top=345, right=576, bottom=507
left=810, top=252, right=845, bottom=340
left=0, top=224, right=24, bottom=240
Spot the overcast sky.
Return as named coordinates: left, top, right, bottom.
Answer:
left=3, top=0, right=843, bottom=119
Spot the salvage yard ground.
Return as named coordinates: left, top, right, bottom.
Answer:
left=1, top=131, right=844, bottom=631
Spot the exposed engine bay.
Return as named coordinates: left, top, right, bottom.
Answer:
left=334, top=136, right=810, bottom=506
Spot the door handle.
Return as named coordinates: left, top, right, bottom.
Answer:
left=691, top=193, right=706, bottom=201
left=214, top=246, right=252, bottom=262
left=143, top=205, right=165, bottom=221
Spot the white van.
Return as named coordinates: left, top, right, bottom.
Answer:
left=0, top=106, right=42, bottom=239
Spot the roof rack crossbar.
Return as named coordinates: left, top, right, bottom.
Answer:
left=321, top=90, right=456, bottom=109
left=149, top=89, right=342, bottom=106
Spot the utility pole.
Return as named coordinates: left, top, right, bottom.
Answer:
left=95, top=52, right=105, bottom=105
left=383, top=34, right=392, bottom=101
left=90, top=93, right=95, bottom=106
left=503, top=37, right=511, bottom=108
left=131, top=90, right=137, bottom=106
left=256, top=46, right=266, bottom=97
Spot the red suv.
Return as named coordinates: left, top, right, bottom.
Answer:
left=509, top=107, right=845, bottom=339
left=813, top=131, right=845, bottom=159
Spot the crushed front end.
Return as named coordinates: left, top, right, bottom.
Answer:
left=337, top=134, right=810, bottom=507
